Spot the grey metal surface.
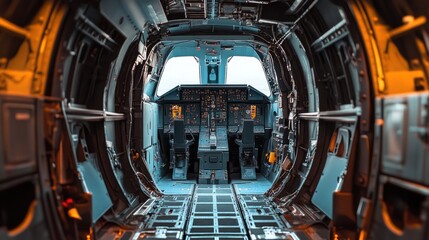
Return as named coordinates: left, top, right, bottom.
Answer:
left=156, top=175, right=196, bottom=194
left=232, top=174, right=272, bottom=195
left=77, top=160, right=113, bottom=223
left=143, top=102, right=157, bottom=149
left=311, top=154, right=348, bottom=219
left=382, top=93, right=429, bottom=185
left=1, top=101, right=37, bottom=181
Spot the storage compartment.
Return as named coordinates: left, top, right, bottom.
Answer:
left=382, top=93, right=429, bottom=185
left=77, top=160, right=113, bottom=223
left=0, top=97, right=37, bottom=182
left=312, top=127, right=350, bottom=219
left=143, top=102, right=159, bottom=149
left=0, top=178, right=49, bottom=239
left=369, top=176, right=429, bottom=240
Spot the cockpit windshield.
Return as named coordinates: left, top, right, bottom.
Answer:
left=156, top=55, right=271, bottom=97
left=226, top=56, right=271, bottom=97
left=157, top=56, right=200, bottom=96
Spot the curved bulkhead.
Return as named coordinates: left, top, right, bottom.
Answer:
left=0, top=0, right=428, bottom=239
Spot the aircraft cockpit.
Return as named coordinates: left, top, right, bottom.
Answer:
left=142, top=40, right=281, bottom=187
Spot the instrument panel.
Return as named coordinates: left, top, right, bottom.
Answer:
left=227, top=88, right=247, bottom=101
left=162, top=86, right=267, bottom=132
left=228, top=103, right=264, bottom=126
left=164, top=103, right=201, bottom=126
left=184, top=103, right=200, bottom=125
left=180, top=87, right=248, bottom=102
left=181, top=88, right=201, bottom=101
left=200, top=89, right=227, bottom=126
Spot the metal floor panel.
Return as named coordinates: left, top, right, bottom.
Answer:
left=231, top=174, right=272, bottom=195
left=156, top=175, right=196, bottom=194
left=236, top=193, right=293, bottom=239
left=137, top=184, right=294, bottom=239
left=187, top=185, right=247, bottom=237
left=186, top=237, right=248, bottom=240
left=144, top=193, right=193, bottom=231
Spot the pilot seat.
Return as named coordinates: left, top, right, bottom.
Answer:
left=170, top=119, right=194, bottom=180
left=235, top=119, right=258, bottom=180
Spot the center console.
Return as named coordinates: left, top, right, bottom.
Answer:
left=197, top=126, right=229, bottom=184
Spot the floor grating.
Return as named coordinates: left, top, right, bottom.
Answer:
left=136, top=183, right=293, bottom=239
left=235, top=191, right=293, bottom=239
left=186, top=185, right=247, bottom=237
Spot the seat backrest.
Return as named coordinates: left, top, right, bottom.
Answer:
left=173, top=119, right=186, bottom=146
left=241, top=119, right=254, bottom=146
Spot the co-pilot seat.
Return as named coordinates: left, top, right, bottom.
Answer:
left=235, top=119, right=258, bottom=180
left=170, top=119, right=194, bottom=180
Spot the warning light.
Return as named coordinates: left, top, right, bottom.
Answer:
left=250, top=105, right=257, bottom=119
left=172, top=105, right=182, bottom=119
left=268, top=151, right=276, bottom=164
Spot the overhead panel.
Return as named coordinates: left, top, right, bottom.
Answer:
left=185, top=0, right=206, bottom=19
